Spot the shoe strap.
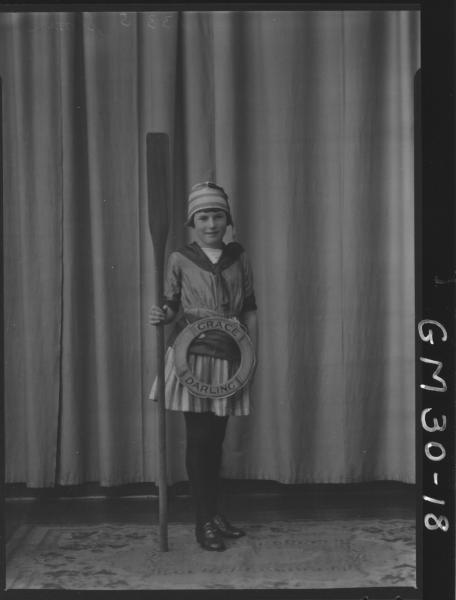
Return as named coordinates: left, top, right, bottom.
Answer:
left=203, top=521, right=219, bottom=535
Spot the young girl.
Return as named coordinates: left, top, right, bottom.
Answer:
left=149, top=181, right=258, bottom=552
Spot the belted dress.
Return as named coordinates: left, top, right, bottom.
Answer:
left=149, top=241, right=257, bottom=416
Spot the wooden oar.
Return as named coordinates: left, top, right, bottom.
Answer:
left=146, top=132, right=170, bottom=552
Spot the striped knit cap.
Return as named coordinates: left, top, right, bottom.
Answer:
left=186, top=182, right=232, bottom=225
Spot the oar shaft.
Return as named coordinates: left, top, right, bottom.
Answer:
left=155, top=270, right=168, bottom=552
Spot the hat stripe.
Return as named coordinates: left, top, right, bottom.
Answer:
left=189, top=187, right=225, bottom=199
left=188, top=198, right=227, bottom=210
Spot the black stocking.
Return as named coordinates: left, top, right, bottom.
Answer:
left=184, top=412, right=228, bottom=528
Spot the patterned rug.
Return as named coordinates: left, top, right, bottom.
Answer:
left=6, top=519, right=416, bottom=589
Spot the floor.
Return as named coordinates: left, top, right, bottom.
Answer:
left=5, top=481, right=416, bottom=543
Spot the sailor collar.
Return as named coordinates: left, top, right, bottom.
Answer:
left=177, top=241, right=244, bottom=273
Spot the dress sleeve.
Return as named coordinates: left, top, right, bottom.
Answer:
left=163, top=252, right=181, bottom=312
left=241, top=251, right=258, bottom=312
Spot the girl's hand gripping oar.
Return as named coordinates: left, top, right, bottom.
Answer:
left=146, top=132, right=170, bottom=552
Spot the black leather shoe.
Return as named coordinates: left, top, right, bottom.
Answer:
left=196, top=521, right=226, bottom=551
left=212, top=514, right=246, bottom=539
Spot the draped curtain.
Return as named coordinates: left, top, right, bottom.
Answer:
left=2, top=10, right=420, bottom=487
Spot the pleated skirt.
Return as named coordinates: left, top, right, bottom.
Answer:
left=149, top=346, right=250, bottom=416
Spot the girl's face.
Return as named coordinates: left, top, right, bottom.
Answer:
left=193, top=210, right=228, bottom=248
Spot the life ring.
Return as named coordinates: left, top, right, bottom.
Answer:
left=173, top=316, right=256, bottom=399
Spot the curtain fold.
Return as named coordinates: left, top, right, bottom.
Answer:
left=3, top=12, right=63, bottom=486
left=2, top=10, right=420, bottom=487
